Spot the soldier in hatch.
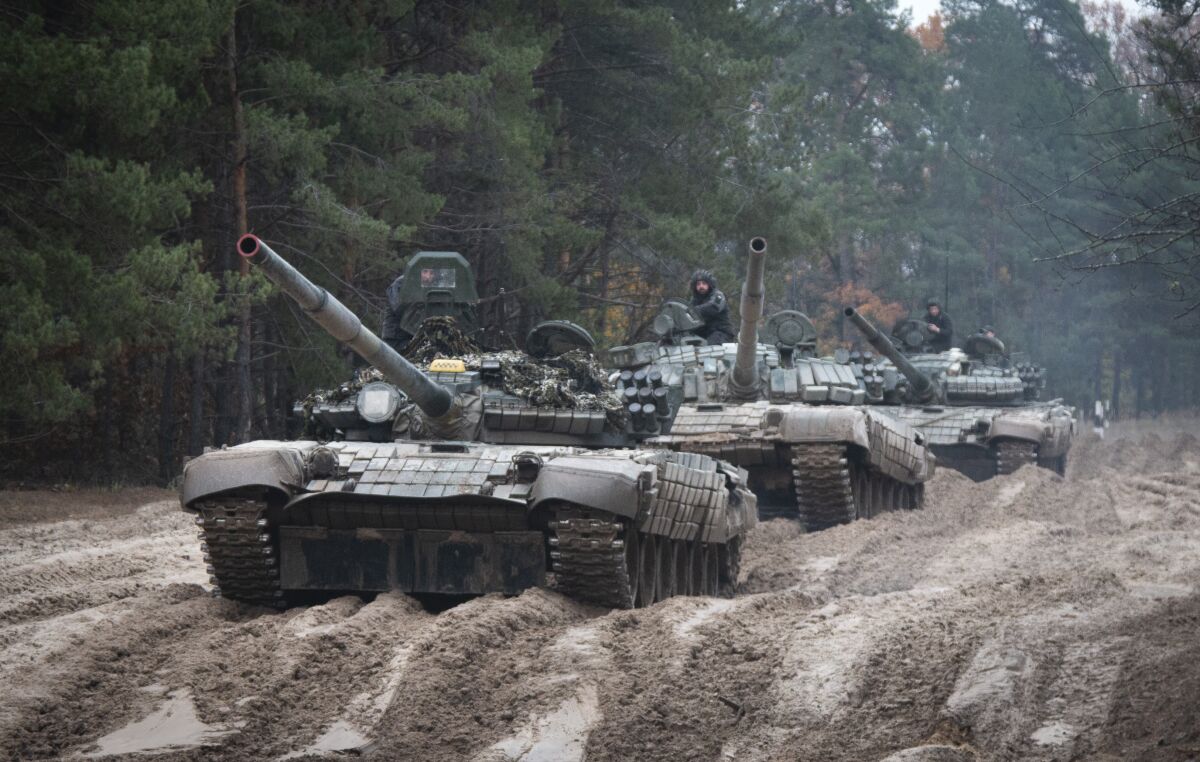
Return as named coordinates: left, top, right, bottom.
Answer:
left=924, top=298, right=954, bottom=352
left=381, top=274, right=410, bottom=352
left=689, top=269, right=735, bottom=345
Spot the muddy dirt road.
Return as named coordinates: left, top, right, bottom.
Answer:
left=2, top=421, right=1199, bottom=761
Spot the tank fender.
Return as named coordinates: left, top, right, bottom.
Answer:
left=181, top=444, right=308, bottom=508
left=531, top=456, right=655, bottom=519
left=774, top=406, right=871, bottom=448
left=777, top=406, right=933, bottom=483
left=985, top=417, right=1047, bottom=447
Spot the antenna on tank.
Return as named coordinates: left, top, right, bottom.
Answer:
left=944, top=254, right=950, bottom=314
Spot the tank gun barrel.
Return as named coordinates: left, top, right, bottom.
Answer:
left=843, top=307, right=938, bottom=402
left=732, top=237, right=768, bottom=390
left=237, top=234, right=454, bottom=418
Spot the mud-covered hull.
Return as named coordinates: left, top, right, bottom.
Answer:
left=182, top=441, right=755, bottom=608
left=646, top=401, right=935, bottom=528
left=874, top=403, right=1075, bottom=481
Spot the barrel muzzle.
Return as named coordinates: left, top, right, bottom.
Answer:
left=237, top=233, right=261, bottom=259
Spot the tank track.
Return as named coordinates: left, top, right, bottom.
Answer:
left=1038, top=451, right=1067, bottom=477
left=995, top=441, right=1038, bottom=476
left=193, top=495, right=284, bottom=608
left=791, top=444, right=923, bottom=532
left=792, top=444, right=856, bottom=531
left=550, top=509, right=636, bottom=609
left=550, top=506, right=739, bottom=609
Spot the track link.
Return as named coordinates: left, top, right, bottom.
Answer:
left=995, top=441, right=1038, bottom=475
left=550, top=508, right=635, bottom=609
left=792, top=444, right=855, bottom=531
left=792, top=444, right=926, bottom=531
left=550, top=509, right=740, bottom=608
left=193, top=495, right=284, bottom=607
left=1038, top=452, right=1068, bottom=476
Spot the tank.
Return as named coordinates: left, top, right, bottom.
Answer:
left=844, top=307, right=1075, bottom=481
left=180, top=235, right=756, bottom=609
left=605, top=238, right=936, bottom=531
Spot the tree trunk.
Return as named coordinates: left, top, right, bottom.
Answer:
left=99, top=369, right=116, bottom=473
left=1111, top=350, right=1123, bottom=421
left=228, top=16, right=253, bottom=444
left=598, top=246, right=610, bottom=336
left=1133, top=354, right=1145, bottom=419
left=213, top=361, right=233, bottom=446
left=157, top=355, right=178, bottom=485
left=189, top=351, right=206, bottom=455
left=835, top=233, right=853, bottom=341
left=1156, top=351, right=1170, bottom=415
left=263, top=320, right=279, bottom=438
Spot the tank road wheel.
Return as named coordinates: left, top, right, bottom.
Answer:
left=672, top=540, right=691, bottom=597
left=660, top=538, right=679, bottom=600
left=888, top=481, right=904, bottom=511
left=701, top=544, right=721, bottom=596
left=687, top=542, right=704, bottom=596
left=636, top=532, right=659, bottom=607
left=905, top=483, right=924, bottom=511
left=851, top=466, right=872, bottom=520
left=717, top=537, right=741, bottom=597
left=624, top=526, right=643, bottom=606
left=1038, top=451, right=1068, bottom=477
left=995, top=441, right=1038, bottom=476
left=870, top=475, right=886, bottom=518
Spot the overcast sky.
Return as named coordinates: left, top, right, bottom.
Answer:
left=896, top=0, right=1147, bottom=26
left=898, top=0, right=941, bottom=23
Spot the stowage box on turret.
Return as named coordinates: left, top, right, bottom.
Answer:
left=180, top=235, right=756, bottom=609
left=605, top=238, right=936, bottom=531
left=843, top=307, right=1074, bottom=481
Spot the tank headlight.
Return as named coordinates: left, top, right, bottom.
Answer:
left=947, top=362, right=962, bottom=376
left=356, top=381, right=402, bottom=423
left=306, top=446, right=339, bottom=479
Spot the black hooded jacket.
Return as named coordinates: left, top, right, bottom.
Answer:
left=924, top=306, right=954, bottom=351
left=689, top=269, right=734, bottom=344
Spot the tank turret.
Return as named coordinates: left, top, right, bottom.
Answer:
left=731, top=237, right=768, bottom=394
left=843, top=307, right=939, bottom=403
left=238, top=234, right=454, bottom=419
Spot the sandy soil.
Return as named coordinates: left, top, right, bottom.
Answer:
left=2, top=420, right=1199, bottom=761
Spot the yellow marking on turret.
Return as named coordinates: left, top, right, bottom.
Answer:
left=429, top=359, right=466, bottom=373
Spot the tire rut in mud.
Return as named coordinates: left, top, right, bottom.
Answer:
left=3, top=420, right=1200, bottom=760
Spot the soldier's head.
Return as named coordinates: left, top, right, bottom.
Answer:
left=691, top=269, right=717, bottom=297
left=925, top=298, right=941, bottom=317
left=981, top=325, right=995, bottom=338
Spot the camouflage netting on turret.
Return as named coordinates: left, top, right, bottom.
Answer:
left=300, top=316, right=626, bottom=431
left=404, top=316, right=624, bottom=423
left=482, top=349, right=627, bottom=428
left=296, top=366, right=387, bottom=437
left=403, top=316, right=481, bottom=363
